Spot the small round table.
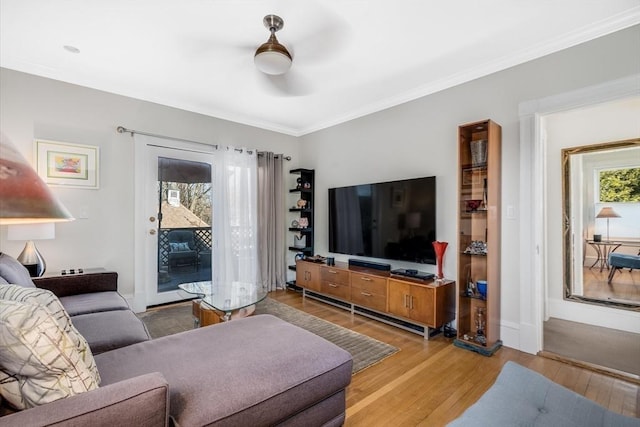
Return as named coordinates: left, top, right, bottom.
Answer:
left=586, top=240, right=622, bottom=272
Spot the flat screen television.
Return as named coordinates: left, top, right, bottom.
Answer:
left=329, top=176, right=436, bottom=264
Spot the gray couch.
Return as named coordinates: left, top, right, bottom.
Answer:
left=30, top=269, right=152, bottom=354
left=0, top=253, right=353, bottom=426
left=448, top=361, right=640, bottom=426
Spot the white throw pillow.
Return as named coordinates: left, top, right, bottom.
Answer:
left=0, top=299, right=99, bottom=409
left=0, top=284, right=100, bottom=385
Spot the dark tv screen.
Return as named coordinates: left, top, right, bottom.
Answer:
left=329, top=176, right=436, bottom=264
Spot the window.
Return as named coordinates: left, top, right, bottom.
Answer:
left=598, top=167, right=640, bottom=203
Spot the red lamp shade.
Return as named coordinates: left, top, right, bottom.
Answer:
left=0, top=132, right=74, bottom=224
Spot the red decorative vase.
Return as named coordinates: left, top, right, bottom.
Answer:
left=432, top=241, right=448, bottom=279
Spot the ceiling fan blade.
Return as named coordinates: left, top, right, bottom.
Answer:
left=290, top=20, right=353, bottom=64
left=257, top=69, right=313, bottom=97
left=274, top=2, right=353, bottom=64
left=182, top=36, right=255, bottom=58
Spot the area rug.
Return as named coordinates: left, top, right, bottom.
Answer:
left=138, top=297, right=399, bottom=374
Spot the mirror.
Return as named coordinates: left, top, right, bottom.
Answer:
left=562, top=138, right=640, bottom=310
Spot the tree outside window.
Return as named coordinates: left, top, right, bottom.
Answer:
left=599, top=167, right=640, bottom=203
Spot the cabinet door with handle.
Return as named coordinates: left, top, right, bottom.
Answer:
left=388, top=279, right=437, bottom=326
left=296, top=261, right=321, bottom=292
left=388, top=279, right=411, bottom=319
left=410, top=285, right=435, bottom=326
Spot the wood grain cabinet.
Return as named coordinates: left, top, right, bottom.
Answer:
left=350, top=271, right=387, bottom=312
left=388, top=278, right=454, bottom=328
left=296, top=261, right=321, bottom=292
left=321, top=267, right=350, bottom=300
left=296, top=260, right=455, bottom=339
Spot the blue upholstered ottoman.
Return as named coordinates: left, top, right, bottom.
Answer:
left=448, top=361, right=640, bottom=426
left=608, top=253, right=640, bottom=284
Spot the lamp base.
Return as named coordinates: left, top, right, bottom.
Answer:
left=22, top=264, right=40, bottom=277
left=16, top=241, right=46, bottom=277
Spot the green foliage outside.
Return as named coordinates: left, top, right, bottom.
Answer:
left=599, top=167, right=640, bottom=202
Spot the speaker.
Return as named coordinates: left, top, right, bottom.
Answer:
left=348, top=259, right=391, bottom=271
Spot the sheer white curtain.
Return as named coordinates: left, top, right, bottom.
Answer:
left=212, top=147, right=259, bottom=288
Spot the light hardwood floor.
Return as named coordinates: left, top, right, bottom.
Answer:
left=269, top=289, right=640, bottom=425
left=582, top=265, right=640, bottom=304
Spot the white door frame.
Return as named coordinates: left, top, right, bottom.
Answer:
left=133, top=136, right=215, bottom=311
left=517, top=74, right=639, bottom=354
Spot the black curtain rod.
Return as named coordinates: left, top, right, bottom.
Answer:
left=116, top=126, right=290, bottom=160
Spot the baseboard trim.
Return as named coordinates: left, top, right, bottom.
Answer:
left=538, top=350, right=640, bottom=385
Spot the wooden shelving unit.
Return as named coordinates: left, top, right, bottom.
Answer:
left=454, top=119, right=502, bottom=356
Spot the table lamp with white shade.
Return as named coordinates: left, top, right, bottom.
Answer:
left=0, top=132, right=74, bottom=275
left=596, top=207, right=621, bottom=242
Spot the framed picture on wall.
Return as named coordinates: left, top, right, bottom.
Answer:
left=35, top=139, right=99, bottom=189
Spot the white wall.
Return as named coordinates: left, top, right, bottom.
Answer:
left=544, top=97, right=640, bottom=332
left=1, top=24, right=638, bottom=351
left=299, top=25, right=640, bottom=348
left=0, top=69, right=300, bottom=298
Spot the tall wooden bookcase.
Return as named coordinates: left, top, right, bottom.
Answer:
left=454, top=119, right=502, bottom=356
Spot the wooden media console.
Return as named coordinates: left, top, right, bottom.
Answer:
left=296, top=260, right=455, bottom=339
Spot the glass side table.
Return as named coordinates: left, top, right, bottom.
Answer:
left=178, top=281, right=267, bottom=322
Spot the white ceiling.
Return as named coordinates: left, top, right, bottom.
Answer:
left=1, top=1, right=639, bottom=136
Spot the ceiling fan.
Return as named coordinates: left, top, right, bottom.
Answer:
left=254, top=15, right=292, bottom=76
left=202, top=8, right=351, bottom=97
left=250, top=13, right=315, bottom=96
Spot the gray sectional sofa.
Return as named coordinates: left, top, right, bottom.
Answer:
left=30, top=269, right=152, bottom=354
left=0, top=253, right=353, bottom=426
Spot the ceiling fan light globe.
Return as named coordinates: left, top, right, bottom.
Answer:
left=254, top=51, right=292, bottom=75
